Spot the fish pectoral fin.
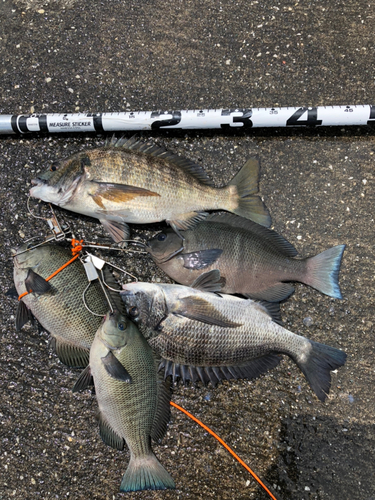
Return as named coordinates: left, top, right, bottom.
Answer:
left=93, top=181, right=161, bottom=202
left=182, top=249, right=223, bottom=270
left=72, top=365, right=93, bottom=393
left=245, top=282, right=295, bottom=303
left=190, top=269, right=224, bottom=292
left=15, top=301, right=33, bottom=331
left=99, top=219, right=130, bottom=243
left=101, top=350, right=132, bottom=382
left=49, top=336, right=90, bottom=368
left=25, top=269, right=52, bottom=295
left=99, top=413, right=125, bottom=450
left=168, top=211, right=209, bottom=231
left=174, top=296, right=241, bottom=328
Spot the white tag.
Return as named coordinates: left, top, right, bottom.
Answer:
left=83, top=256, right=99, bottom=281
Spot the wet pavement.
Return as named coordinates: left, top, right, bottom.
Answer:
left=0, top=1, right=374, bottom=499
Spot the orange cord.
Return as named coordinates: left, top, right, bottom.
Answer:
left=170, top=401, right=278, bottom=500
left=18, top=240, right=83, bottom=300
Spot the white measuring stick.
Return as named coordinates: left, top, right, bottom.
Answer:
left=1, top=105, right=374, bottom=134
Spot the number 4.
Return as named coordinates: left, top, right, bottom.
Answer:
left=286, top=107, right=322, bottom=126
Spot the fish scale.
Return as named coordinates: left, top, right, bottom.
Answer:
left=29, top=137, right=271, bottom=242
left=121, top=277, right=347, bottom=401
left=13, top=243, right=112, bottom=367
left=81, top=311, right=175, bottom=492
left=146, top=213, right=345, bottom=302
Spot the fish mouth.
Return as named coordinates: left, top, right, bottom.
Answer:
left=31, top=177, right=47, bottom=186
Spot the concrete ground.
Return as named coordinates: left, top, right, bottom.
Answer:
left=0, top=0, right=374, bottom=499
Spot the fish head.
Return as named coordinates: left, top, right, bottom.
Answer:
left=146, top=229, right=184, bottom=263
left=12, top=242, right=50, bottom=270
left=121, top=282, right=168, bottom=332
left=99, top=310, right=136, bottom=349
left=29, top=151, right=89, bottom=206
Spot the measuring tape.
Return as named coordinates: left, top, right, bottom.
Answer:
left=1, top=105, right=374, bottom=134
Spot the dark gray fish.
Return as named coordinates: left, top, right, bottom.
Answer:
left=146, top=213, right=345, bottom=302
left=121, top=271, right=347, bottom=402
left=29, top=137, right=271, bottom=242
left=73, top=311, right=175, bottom=492
left=12, top=243, right=122, bottom=367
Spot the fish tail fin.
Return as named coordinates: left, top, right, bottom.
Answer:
left=305, top=244, right=345, bottom=299
left=295, top=340, right=347, bottom=402
left=120, top=453, right=175, bottom=492
left=228, top=158, right=271, bottom=227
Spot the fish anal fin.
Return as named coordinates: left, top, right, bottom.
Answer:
left=93, top=181, right=160, bottom=202
left=72, top=365, right=93, bottom=393
left=168, top=211, right=208, bottom=231
left=101, top=350, right=132, bottom=382
left=50, top=336, right=90, bottom=368
left=245, top=282, right=295, bottom=303
left=174, top=295, right=241, bottom=328
left=182, top=249, right=223, bottom=270
left=99, top=413, right=125, bottom=450
left=99, top=219, right=130, bottom=243
left=25, top=269, right=51, bottom=295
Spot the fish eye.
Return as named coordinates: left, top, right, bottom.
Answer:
left=26, top=243, right=34, bottom=249
left=117, top=322, right=126, bottom=331
left=50, top=165, right=57, bottom=172
left=157, top=233, right=167, bottom=242
left=128, top=306, right=139, bottom=318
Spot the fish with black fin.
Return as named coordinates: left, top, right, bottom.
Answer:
left=145, top=213, right=345, bottom=302
left=121, top=270, right=347, bottom=402
left=29, top=137, right=271, bottom=242
left=12, top=242, right=122, bottom=367
left=73, top=310, right=175, bottom=492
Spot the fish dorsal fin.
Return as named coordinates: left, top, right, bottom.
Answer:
left=72, top=365, right=93, bottom=393
left=168, top=211, right=209, bottom=232
left=25, top=269, right=52, bottom=295
left=190, top=269, right=223, bottom=292
left=108, top=136, right=216, bottom=187
left=101, top=351, right=132, bottom=382
left=15, top=301, right=33, bottom=331
left=181, top=249, right=223, bottom=270
left=151, top=356, right=172, bottom=443
left=174, top=295, right=241, bottom=328
left=205, top=213, right=298, bottom=257
left=49, top=336, right=90, bottom=368
left=99, top=412, right=125, bottom=450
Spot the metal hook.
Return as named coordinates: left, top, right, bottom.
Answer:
left=82, top=283, right=106, bottom=317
